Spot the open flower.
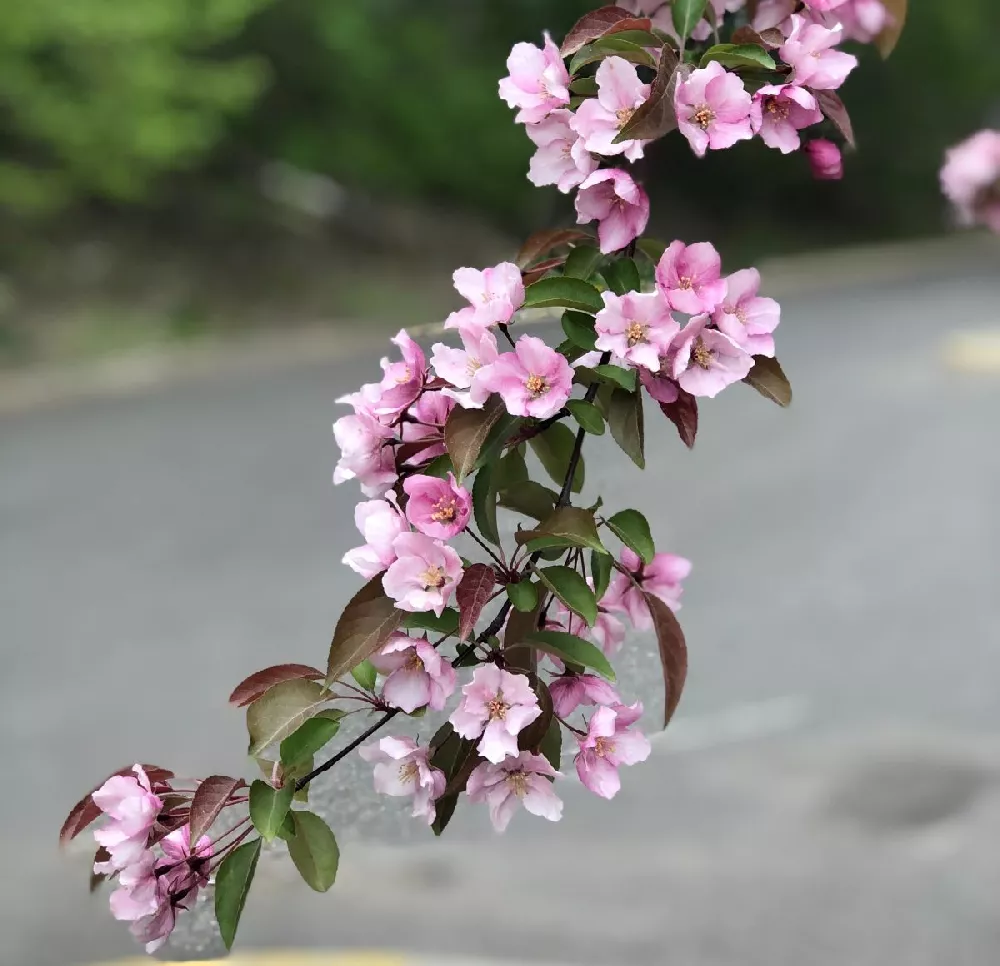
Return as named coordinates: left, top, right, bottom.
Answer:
left=382, top=532, right=463, bottom=616
left=670, top=315, right=753, bottom=398
left=333, top=409, right=397, bottom=498
left=370, top=634, right=457, bottom=712
left=780, top=16, right=858, bottom=90
left=342, top=497, right=407, bottom=579
left=452, top=262, right=525, bottom=329
left=655, top=241, right=727, bottom=315
left=466, top=752, right=563, bottom=832
left=575, top=168, right=650, bottom=254
left=712, top=268, right=781, bottom=357
left=575, top=703, right=651, bottom=799
left=449, top=665, right=541, bottom=763
left=478, top=334, right=574, bottom=419
left=595, top=291, right=679, bottom=372
left=604, top=547, right=691, bottom=630
left=550, top=673, right=621, bottom=719
left=499, top=32, right=571, bottom=124
left=675, top=62, right=755, bottom=158
left=359, top=737, right=445, bottom=825
left=92, top=766, right=163, bottom=874
left=431, top=324, right=500, bottom=409
left=571, top=56, right=651, bottom=161
left=400, top=391, right=454, bottom=467
left=403, top=473, right=471, bottom=540
left=751, top=84, right=822, bottom=154
left=526, top=109, right=598, bottom=193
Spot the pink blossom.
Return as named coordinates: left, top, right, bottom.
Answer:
left=712, top=268, right=781, bottom=357
left=370, top=634, right=457, bottom=712
left=570, top=57, right=650, bottom=161
left=832, top=0, right=888, bottom=43
left=108, top=851, right=159, bottom=922
left=753, top=0, right=796, bottom=32
left=604, top=547, right=691, bottom=630
left=549, top=596, right=627, bottom=659
left=751, top=84, right=822, bottom=154
left=655, top=240, right=727, bottom=315
left=382, top=531, right=463, bottom=616
left=403, top=472, right=471, bottom=540
left=157, top=823, right=212, bottom=897
left=130, top=892, right=177, bottom=954
left=332, top=409, right=397, bottom=498
left=430, top=325, right=500, bottom=409
left=550, top=673, right=622, bottom=718
left=399, top=391, right=454, bottom=467
left=670, top=315, right=753, bottom=398
left=675, top=62, right=755, bottom=158
left=92, top=766, right=163, bottom=873
left=780, top=16, right=858, bottom=90
left=366, top=329, right=427, bottom=422
left=466, top=751, right=563, bottom=832
left=806, top=138, right=844, bottom=180
left=940, top=130, right=1000, bottom=233
left=342, top=497, right=407, bottom=579
left=499, top=33, right=571, bottom=124
left=620, top=0, right=675, bottom=34
left=575, top=168, right=650, bottom=254
left=526, top=109, right=598, bottom=193
left=450, top=665, right=542, bottom=763
left=359, top=737, right=446, bottom=825
left=594, top=291, right=679, bottom=372
left=477, top=334, right=574, bottom=420
left=575, top=703, right=651, bottom=799
left=452, top=263, right=525, bottom=328
left=639, top=368, right=681, bottom=406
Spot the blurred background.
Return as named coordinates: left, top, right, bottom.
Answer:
left=3, top=2, right=1000, bottom=966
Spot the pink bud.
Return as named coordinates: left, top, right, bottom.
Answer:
left=806, top=139, right=844, bottom=180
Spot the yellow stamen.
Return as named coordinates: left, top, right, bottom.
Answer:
left=525, top=374, right=549, bottom=397
left=692, top=337, right=714, bottom=369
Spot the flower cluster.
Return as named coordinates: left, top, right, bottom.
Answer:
left=941, top=130, right=1000, bottom=234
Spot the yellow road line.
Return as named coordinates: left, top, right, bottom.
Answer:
left=944, top=330, right=1000, bottom=373
left=93, top=954, right=408, bottom=966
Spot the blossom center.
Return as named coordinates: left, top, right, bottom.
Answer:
left=399, top=761, right=419, bottom=785
left=625, top=321, right=647, bottom=347
left=677, top=274, right=694, bottom=291
left=404, top=652, right=424, bottom=672
left=488, top=694, right=509, bottom=721
left=467, top=358, right=482, bottom=377
left=431, top=498, right=457, bottom=523
left=692, top=337, right=714, bottom=369
left=616, top=107, right=635, bottom=129
left=594, top=736, right=615, bottom=758
left=693, top=106, right=715, bottom=130
left=421, top=565, right=446, bottom=589
left=765, top=98, right=789, bottom=120
left=508, top=771, right=528, bottom=798
left=525, top=374, right=549, bottom=397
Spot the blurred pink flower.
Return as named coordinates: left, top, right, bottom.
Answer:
left=780, top=16, right=857, bottom=90
left=450, top=665, right=541, bottom=763
left=466, top=751, right=563, bottom=832
left=805, top=138, right=845, bottom=180
left=941, top=130, right=1000, bottom=233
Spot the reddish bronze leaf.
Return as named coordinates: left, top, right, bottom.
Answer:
left=561, top=6, right=652, bottom=57
left=876, top=0, right=907, bottom=57
left=658, top=390, right=699, bottom=449
left=515, top=229, right=593, bottom=270
left=813, top=89, right=855, bottom=149
left=731, top=25, right=783, bottom=48
left=456, top=563, right=497, bottom=642
left=188, top=776, right=244, bottom=845
left=326, top=575, right=403, bottom=686
left=445, top=394, right=506, bottom=482
left=743, top=355, right=792, bottom=407
left=644, top=592, right=688, bottom=727
left=228, top=664, right=324, bottom=708
left=522, top=256, right=567, bottom=286
left=617, top=49, right=684, bottom=144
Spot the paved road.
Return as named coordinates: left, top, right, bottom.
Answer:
left=2, top=247, right=1000, bottom=965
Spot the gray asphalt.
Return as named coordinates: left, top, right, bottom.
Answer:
left=2, top=248, right=1000, bottom=965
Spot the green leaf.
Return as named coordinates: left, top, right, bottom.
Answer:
left=472, top=463, right=500, bottom=546
left=506, top=580, right=540, bottom=613
left=539, top=716, right=563, bottom=771
left=420, top=453, right=454, bottom=479
left=567, top=399, right=605, bottom=436
left=286, top=810, right=340, bottom=892
left=607, top=386, right=645, bottom=468
left=637, top=238, right=668, bottom=264
left=569, top=76, right=599, bottom=97
left=743, top=355, right=792, bottom=407
left=350, top=659, right=377, bottom=692
left=401, top=608, right=460, bottom=636
left=593, top=364, right=638, bottom=391
left=601, top=258, right=641, bottom=296
left=562, top=310, right=598, bottom=351
left=606, top=509, right=655, bottom=566
left=498, top=480, right=558, bottom=520
left=672, top=0, right=709, bottom=39
left=445, top=395, right=507, bottom=483
left=279, top=713, right=343, bottom=770
left=525, top=630, right=616, bottom=681
left=214, top=839, right=261, bottom=950
left=522, top=276, right=604, bottom=314
left=700, top=43, right=776, bottom=71
left=612, top=29, right=668, bottom=48
left=276, top=811, right=296, bottom=842
left=248, top=780, right=294, bottom=842
left=536, top=565, right=598, bottom=627
left=429, top=724, right=479, bottom=836
left=570, top=36, right=658, bottom=74
left=494, top=447, right=528, bottom=489
left=516, top=506, right=608, bottom=555
left=325, top=575, right=403, bottom=687
left=529, top=422, right=585, bottom=494
left=562, top=244, right=604, bottom=281
left=246, top=679, right=330, bottom=758
left=591, top=549, right=613, bottom=600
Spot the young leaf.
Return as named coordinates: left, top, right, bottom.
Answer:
left=813, top=89, right=856, bottom=149
left=506, top=580, right=540, bottom=613
left=525, top=630, right=616, bottom=681
left=567, top=399, right=605, bottom=436
left=540, top=717, right=563, bottom=770
left=700, top=43, right=776, bottom=71
left=351, top=659, right=377, bottom=692
left=617, top=46, right=681, bottom=143
left=591, top=549, right=613, bottom=601
left=876, top=0, right=907, bottom=57
left=672, top=0, right=709, bottom=40
left=279, top=714, right=343, bottom=770
left=636, top=237, right=669, bottom=264
left=456, top=563, right=497, bottom=641
left=743, top=356, right=792, bottom=407
left=536, top=565, right=599, bottom=627
left=401, top=608, right=460, bottom=636
left=644, top=593, right=688, bottom=726
left=517, top=677, right=554, bottom=755
left=562, top=310, right=598, bottom=351
left=529, top=422, right=585, bottom=493
left=325, top=574, right=403, bottom=686
left=228, top=664, right=324, bottom=708
left=503, top=594, right=543, bottom=652
left=515, top=506, right=608, bottom=555
left=246, top=679, right=330, bottom=758
left=606, top=509, right=655, bottom=565
left=569, top=37, right=658, bottom=74
left=445, top=395, right=507, bottom=482
left=601, top=258, right=641, bottom=296
left=594, top=364, right=638, bottom=391
left=472, top=463, right=500, bottom=546
left=607, top=387, right=646, bottom=468
left=249, top=780, right=294, bottom=842
left=215, top=838, right=261, bottom=950
left=188, top=776, right=243, bottom=846
left=429, top=726, right=479, bottom=836
left=658, top=390, right=699, bottom=449
left=498, top=480, right=558, bottom=520
left=420, top=453, right=454, bottom=479
left=561, top=6, right=652, bottom=57
left=563, top=244, right=604, bottom=280
left=515, top=228, right=592, bottom=269
left=286, top=810, right=340, bottom=892
left=523, top=276, right=604, bottom=314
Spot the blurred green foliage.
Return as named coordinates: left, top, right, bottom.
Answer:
left=0, top=0, right=998, bottom=246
